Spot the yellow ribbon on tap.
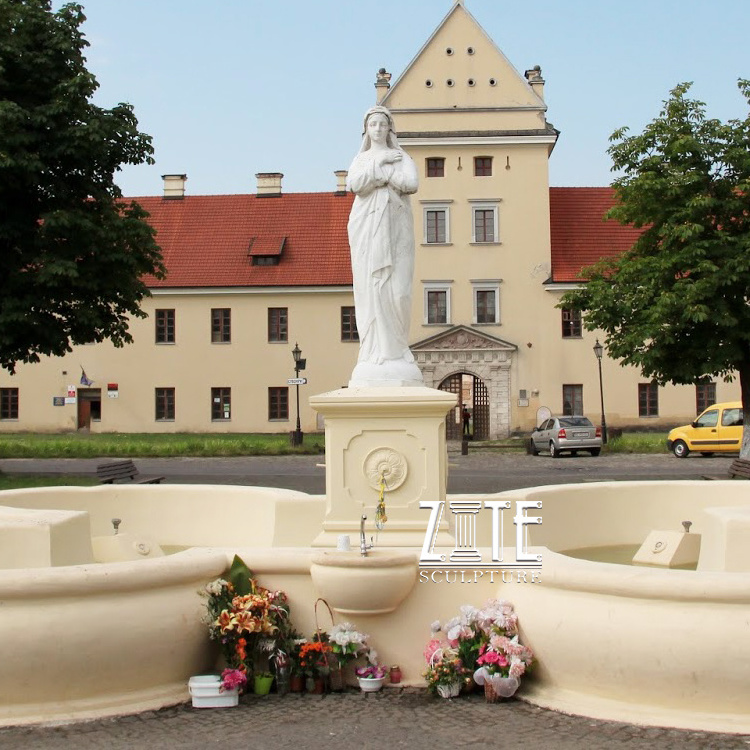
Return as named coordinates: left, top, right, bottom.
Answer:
left=375, top=471, right=388, bottom=530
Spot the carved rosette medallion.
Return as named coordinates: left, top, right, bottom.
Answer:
left=364, top=448, right=408, bottom=492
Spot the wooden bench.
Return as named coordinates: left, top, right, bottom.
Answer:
left=702, top=457, right=750, bottom=481
left=96, top=459, right=165, bottom=485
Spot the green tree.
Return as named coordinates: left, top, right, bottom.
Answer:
left=561, top=80, right=750, bottom=455
left=0, top=0, right=164, bottom=373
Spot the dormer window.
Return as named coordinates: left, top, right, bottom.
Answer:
left=249, top=236, right=286, bottom=266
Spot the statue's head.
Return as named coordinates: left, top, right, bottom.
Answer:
left=360, top=106, right=399, bottom=150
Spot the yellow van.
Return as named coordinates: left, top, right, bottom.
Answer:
left=666, top=401, right=743, bottom=458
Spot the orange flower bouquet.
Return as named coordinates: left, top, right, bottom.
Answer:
left=297, top=639, right=333, bottom=678
left=202, top=556, right=292, bottom=681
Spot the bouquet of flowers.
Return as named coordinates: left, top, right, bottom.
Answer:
left=354, top=663, right=388, bottom=679
left=202, top=556, right=293, bottom=679
left=297, top=639, right=333, bottom=678
left=423, top=638, right=464, bottom=697
left=428, top=599, right=533, bottom=698
left=326, top=622, right=370, bottom=664
left=220, top=668, right=247, bottom=693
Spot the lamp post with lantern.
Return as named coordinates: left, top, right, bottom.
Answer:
left=593, top=338, right=608, bottom=445
left=290, top=343, right=306, bottom=446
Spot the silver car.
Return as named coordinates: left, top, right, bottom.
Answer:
left=530, top=416, right=602, bottom=457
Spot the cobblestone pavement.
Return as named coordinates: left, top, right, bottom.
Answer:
left=2, top=689, right=750, bottom=750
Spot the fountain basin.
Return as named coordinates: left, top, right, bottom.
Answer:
left=0, top=546, right=227, bottom=726
left=491, top=481, right=750, bottom=733
left=310, top=549, right=418, bottom=615
left=2, top=480, right=750, bottom=733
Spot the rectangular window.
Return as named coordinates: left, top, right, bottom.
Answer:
left=0, top=387, right=18, bottom=420
left=474, top=156, right=492, bottom=176
left=268, top=387, right=289, bottom=420
left=426, top=158, right=445, bottom=177
left=471, top=205, right=498, bottom=243
left=155, top=309, right=175, bottom=343
left=695, top=382, right=716, bottom=414
left=561, top=308, right=582, bottom=338
left=474, top=209, right=494, bottom=243
left=155, top=387, right=175, bottom=421
left=426, top=210, right=446, bottom=244
left=562, top=385, right=583, bottom=416
left=211, top=387, right=231, bottom=420
left=341, top=306, right=359, bottom=341
left=638, top=383, right=659, bottom=417
left=211, top=309, right=231, bottom=343
left=473, top=285, right=500, bottom=324
left=422, top=203, right=451, bottom=244
left=268, top=307, right=288, bottom=343
left=427, top=290, right=448, bottom=324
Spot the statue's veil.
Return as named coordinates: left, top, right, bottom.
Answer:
left=358, top=105, right=403, bottom=153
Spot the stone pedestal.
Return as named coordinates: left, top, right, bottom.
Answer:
left=309, top=386, right=456, bottom=548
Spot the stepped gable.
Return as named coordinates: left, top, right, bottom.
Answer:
left=130, top=192, right=355, bottom=289
left=549, top=187, right=643, bottom=283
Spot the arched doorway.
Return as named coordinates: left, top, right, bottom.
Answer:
left=439, top=373, right=489, bottom=441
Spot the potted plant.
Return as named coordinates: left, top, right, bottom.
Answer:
left=325, top=622, right=370, bottom=690
left=287, top=638, right=307, bottom=692
left=298, top=639, right=333, bottom=693
left=201, top=555, right=293, bottom=695
left=355, top=663, right=388, bottom=692
left=423, top=639, right=464, bottom=699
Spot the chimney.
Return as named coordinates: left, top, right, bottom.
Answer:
left=375, top=68, right=392, bottom=104
left=162, top=174, right=187, bottom=199
left=524, top=66, right=545, bottom=100
left=256, top=172, right=283, bottom=197
left=334, top=170, right=348, bottom=195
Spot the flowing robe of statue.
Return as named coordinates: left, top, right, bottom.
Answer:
left=346, top=106, right=423, bottom=387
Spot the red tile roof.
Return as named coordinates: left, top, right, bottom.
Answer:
left=549, top=187, right=642, bottom=282
left=131, top=192, right=354, bottom=288
left=129, top=187, right=640, bottom=289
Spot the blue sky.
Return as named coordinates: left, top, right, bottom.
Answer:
left=77, top=0, right=749, bottom=197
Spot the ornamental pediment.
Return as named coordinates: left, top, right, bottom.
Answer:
left=411, top=326, right=517, bottom=352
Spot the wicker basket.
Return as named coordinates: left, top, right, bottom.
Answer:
left=437, top=681, right=461, bottom=699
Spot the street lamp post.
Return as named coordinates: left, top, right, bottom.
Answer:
left=290, top=343, right=306, bottom=446
left=593, top=338, right=608, bottom=445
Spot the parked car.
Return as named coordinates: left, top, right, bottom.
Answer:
left=529, top=416, right=602, bottom=457
left=666, top=401, right=743, bottom=458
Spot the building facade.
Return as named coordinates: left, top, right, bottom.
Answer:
left=0, top=1, right=738, bottom=437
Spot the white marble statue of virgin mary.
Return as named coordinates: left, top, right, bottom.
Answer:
left=346, top=105, right=424, bottom=387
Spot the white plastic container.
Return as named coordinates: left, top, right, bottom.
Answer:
left=188, top=675, right=239, bottom=708
left=357, top=676, right=385, bottom=692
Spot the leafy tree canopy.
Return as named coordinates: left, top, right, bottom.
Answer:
left=0, top=0, right=164, bottom=373
left=561, top=81, right=750, bottom=440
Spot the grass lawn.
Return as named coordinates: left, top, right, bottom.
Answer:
left=605, top=431, right=668, bottom=453
left=472, top=432, right=668, bottom=454
left=0, top=475, right=98, bottom=490
left=0, top=432, right=326, bottom=459
left=0, top=430, right=667, bottom=459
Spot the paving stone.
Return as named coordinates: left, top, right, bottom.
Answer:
left=0, top=691, right=748, bottom=750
